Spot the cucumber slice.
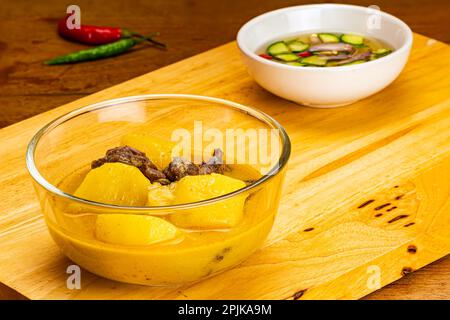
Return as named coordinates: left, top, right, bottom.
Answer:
left=343, top=60, right=366, bottom=66
left=267, top=41, right=290, bottom=56
left=318, top=33, right=340, bottom=43
left=285, top=61, right=305, bottom=66
left=374, top=48, right=392, bottom=57
left=287, top=40, right=309, bottom=53
left=301, top=55, right=327, bottom=66
left=326, top=61, right=339, bottom=67
left=274, top=53, right=300, bottom=62
left=341, top=34, right=364, bottom=45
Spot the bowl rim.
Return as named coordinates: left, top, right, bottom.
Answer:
left=236, top=3, right=413, bottom=71
left=26, top=94, right=291, bottom=211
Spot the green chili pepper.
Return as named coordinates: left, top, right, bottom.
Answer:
left=44, top=38, right=142, bottom=65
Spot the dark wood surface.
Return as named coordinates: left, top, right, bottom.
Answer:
left=0, top=0, right=449, bottom=300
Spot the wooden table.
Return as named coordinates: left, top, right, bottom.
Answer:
left=0, top=0, right=448, bottom=300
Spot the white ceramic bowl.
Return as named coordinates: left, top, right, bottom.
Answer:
left=237, top=4, right=413, bottom=107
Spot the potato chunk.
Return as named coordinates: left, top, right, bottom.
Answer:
left=171, top=173, right=247, bottom=229
left=95, top=214, right=178, bottom=246
left=147, top=182, right=176, bottom=206
left=74, top=162, right=151, bottom=206
left=121, top=133, right=175, bottom=170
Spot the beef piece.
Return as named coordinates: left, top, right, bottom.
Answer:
left=163, top=157, right=199, bottom=182
left=198, top=148, right=227, bottom=175
left=143, top=167, right=170, bottom=185
left=92, top=146, right=168, bottom=184
left=164, top=148, right=228, bottom=181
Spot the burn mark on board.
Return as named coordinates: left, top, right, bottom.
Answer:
left=292, top=289, right=308, bottom=300
left=407, top=245, right=417, bottom=254
left=388, top=215, right=409, bottom=224
left=374, top=203, right=391, bottom=211
left=358, top=199, right=375, bottom=209
left=401, top=267, right=414, bottom=276
left=215, top=254, right=224, bottom=262
left=359, top=182, right=419, bottom=229
left=214, top=247, right=232, bottom=262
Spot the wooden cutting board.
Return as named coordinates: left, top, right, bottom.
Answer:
left=0, top=33, right=449, bottom=300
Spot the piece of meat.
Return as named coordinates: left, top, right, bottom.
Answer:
left=92, top=146, right=169, bottom=184
left=335, top=51, right=371, bottom=65
left=163, top=157, right=199, bottom=182
left=164, top=148, right=228, bottom=182
left=198, top=148, right=227, bottom=175
left=309, top=42, right=354, bottom=52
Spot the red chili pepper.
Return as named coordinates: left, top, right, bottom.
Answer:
left=259, top=53, right=273, bottom=60
left=58, top=16, right=126, bottom=45
left=57, top=16, right=166, bottom=49
left=297, top=51, right=312, bottom=57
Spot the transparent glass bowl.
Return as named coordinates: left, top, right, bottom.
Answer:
left=26, top=94, right=290, bottom=286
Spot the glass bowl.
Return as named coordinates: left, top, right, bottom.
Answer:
left=26, top=94, right=291, bottom=286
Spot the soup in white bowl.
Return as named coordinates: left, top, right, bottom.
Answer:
left=259, top=32, right=393, bottom=67
left=237, top=4, right=413, bottom=107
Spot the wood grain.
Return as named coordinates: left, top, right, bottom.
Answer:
left=0, top=0, right=449, bottom=128
left=0, top=33, right=449, bottom=299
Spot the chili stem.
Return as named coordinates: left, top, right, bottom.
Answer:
left=145, top=37, right=167, bottom=49
left=126, top=30, right=167, bottom=49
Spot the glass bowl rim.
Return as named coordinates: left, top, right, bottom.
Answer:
left=26, top=94, right=291, bottom=211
